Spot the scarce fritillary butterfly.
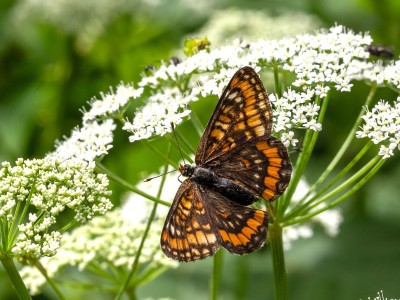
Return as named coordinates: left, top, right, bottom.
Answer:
left=161, top=66, right=292, bottom=262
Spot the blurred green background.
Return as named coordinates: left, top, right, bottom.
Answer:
left=1, top=0, right=400, bottom=299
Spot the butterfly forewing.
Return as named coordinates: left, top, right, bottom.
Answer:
left=196, top=67, right=273, bottom=165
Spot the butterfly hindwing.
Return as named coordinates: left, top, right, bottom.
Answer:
left=160, top=180, right=220, bottom=262
left=161, top=181, right=269, bottom=261
left=196, top=67, right=273, bottom=165
left=201, top=185, right=269, bottom=255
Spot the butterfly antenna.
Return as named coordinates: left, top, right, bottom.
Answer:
left=170, top=122, right=187, bottom=165
left=143, top=169, right=178, bottom=182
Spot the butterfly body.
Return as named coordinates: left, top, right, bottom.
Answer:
left=161, top=66, right=292, bottom=262
left=180, top=164, right=259, bottom=206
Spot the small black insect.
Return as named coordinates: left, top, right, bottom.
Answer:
left=366, top=45, right=394, bottom=59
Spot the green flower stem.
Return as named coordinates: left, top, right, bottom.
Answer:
left=304, top=155, right=382, bottom=213
left=165, top=134, right=194, bottom=164
left=135, top=265, right=169, bottom=287
left=293, top=155, right=378, bottom=219
left=88, top=263, right=117, bottom=282
left=277, top=94, right=329, bottom=218
left=96, top=163, right=170, bottom=207
left=189, top=107, right=206, bottom=138
left=273, top=63, right=282, bottom=98
left=296, top=84, right=377, bottom=205
left=35, top=260, right=66, bottom=300
left=285, top=141, right=373, bottom=221
left=144, top=139, right=184, bottom=166
left=115, top=146, right=171, bottom=300
left=210, top=250, right=223, bottom=300
left=0, top=256, right=32, bottom=300
left=283, top=156, right=384, bottom=226
left=10, top=178, right=36, bottom=247
left=1, top=218, right=10, bottom=252
left=269, top=223, right=288, bottom=300
left=8, top=202, right=20, bottom=249
left=175, top=128, right=196, bottom=156
left=58, top=219, right=79, bottom=233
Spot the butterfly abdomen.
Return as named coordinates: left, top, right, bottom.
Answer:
left=190, top=166, right=258, bottom=206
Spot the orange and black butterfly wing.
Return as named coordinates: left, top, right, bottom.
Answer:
left=202, top=185, right=269, bottom=254
left=209, top=136, right=292, bottom=203
left=195, top=66, right=273, bottom=165
left=161, top=180, right=269, bottom=261
left=161, top=180, right=220, bottom=262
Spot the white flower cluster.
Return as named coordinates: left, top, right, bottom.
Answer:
left=282, top=25, right=372, bottom=92
left=356, top=98, right=400, bottom=158
left=48, top=119, right=116, bottom=163
left=0, top=158, right=112, bottom=259
left=122, top=25, right=383, bottom=145
left=83, top=83, right=144, bottom=122
left=122, top=87, right=192, bottom=142
left=20, top=171, right=179, bottom=295
left=48, top=82, right=144, bottom=163
left=269, top=88, right=321, bottom=147
left=283, top=178, right=343, bottom=250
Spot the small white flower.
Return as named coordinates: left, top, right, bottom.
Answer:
left=281, top=131, right=298, bottom=147
left=378, top=144, right=395, bottom=159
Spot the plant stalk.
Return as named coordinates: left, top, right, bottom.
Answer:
left=269, top=224, right=288, bottom=300
left=0, top=256, right=32, bottom=300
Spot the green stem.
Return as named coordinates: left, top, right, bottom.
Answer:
left=144, top=139, right=180, bottom=167
left=0, top=256, right=32, bottom=300
left=295, top=84, right=377, bottom=205
left=135, top=265, right=169, bottom=287
left=269, top=224, right=288, bottom=300
left=164, top=134, right=194, bottom=165
left=96, top=163, right=170, bottom=207
left=174, top=130, right=196, bottom=158
left=284, top=156, right=385, bottom=226
left=189, top=107, right=206, bottom=138
left=285, top=141, right=373, bottom=221
left=1, top=218, right=10, bottom=252
left=114, top=146, right=171, bottom=300
left=273, top=63, right=282, bottom=98
left=210, top=250, right=223, bottom=300
left=35, top=260, right=66, bottom=300
left=307, top=155, right=380, bottom=211
left=277, top=94, right=329, bottom=218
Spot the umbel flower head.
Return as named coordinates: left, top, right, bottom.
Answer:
left=19, top=175, right=179, bottom=295
left=0, top=158, right=112, bottom=260
left=357, top=97, right=400, bottom=158
left=117, top=25, right=398, bottom=158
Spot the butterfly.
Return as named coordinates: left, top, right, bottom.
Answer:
left=161, top=66, right=292, bottom=262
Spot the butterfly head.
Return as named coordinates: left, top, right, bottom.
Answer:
left=179, top=164, right=194, bottom=177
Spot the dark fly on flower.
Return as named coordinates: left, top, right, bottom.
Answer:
left=366, top=45, right=394, bottom=59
